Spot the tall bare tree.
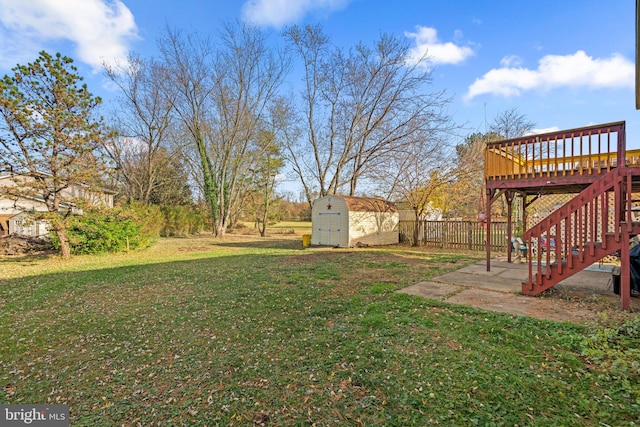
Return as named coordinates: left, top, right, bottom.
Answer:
left=282, top=24, right=452, bottom=201
left=158, top=23, right=289, bottom=236
left=156, top=28, right=218, bottom=230
left=103, top=55, right=180, bottom=204
left=0, top=52, right=111, bottom=257
left=489, top=107, right=534, bottom=139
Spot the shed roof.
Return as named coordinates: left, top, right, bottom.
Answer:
left=326, top=195, right=398, bottom=213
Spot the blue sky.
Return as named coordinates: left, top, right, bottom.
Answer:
left=0, top=0, right=637, bottom=146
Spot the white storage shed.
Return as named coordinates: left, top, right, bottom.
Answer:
left=311, top=195, right=399, bottom=247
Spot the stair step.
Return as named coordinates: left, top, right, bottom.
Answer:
left=521, top=168, right=636, bottom=297
left=523, top=241, right=625, bottom=295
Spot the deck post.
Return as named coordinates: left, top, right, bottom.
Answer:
left=486, top=188, right=492, bottom=271
left=620, top=169, right=631, bottom=310
left=506, top=191, right=513, bottom=263
left=617, top=122, right=626, bottom=167
left=521, top=194, right=527, bottom=232
left=621, top=230, right=631, bottom=310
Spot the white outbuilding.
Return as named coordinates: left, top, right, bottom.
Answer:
left=311, top=195, right=399, bottom=247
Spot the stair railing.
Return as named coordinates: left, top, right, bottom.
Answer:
left=522, top=168, right=629, bottom=291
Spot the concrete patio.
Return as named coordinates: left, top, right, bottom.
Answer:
left=399, top=258, right=639, bottom=323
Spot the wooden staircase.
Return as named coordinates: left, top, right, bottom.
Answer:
left=483, top=121, right=640, bottom=309
left=522, top=167, right=640, bottom=295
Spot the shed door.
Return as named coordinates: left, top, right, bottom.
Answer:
left=317, top=212, right=341, bottom=246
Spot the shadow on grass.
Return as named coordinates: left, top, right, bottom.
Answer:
left=213, top=238, right=306, bottom=250
left=0, top=251, right=58, bottom=264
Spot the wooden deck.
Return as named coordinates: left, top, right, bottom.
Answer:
left=483, top=121, right=638, bottom=310
left=484, top=121, right=640, bottom=194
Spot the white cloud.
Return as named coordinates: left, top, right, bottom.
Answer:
left=466, top=50, right=633, bottom=100
left=500, top=55, right=522, bottom=68
left=405, top=26, right=475, bottom=67
left=526, top=127, right=560, bottom=136
left=241, top=0, right=351, bottom=28
left=0, top=0, right=139, bottom=71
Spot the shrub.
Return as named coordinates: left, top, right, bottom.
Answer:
left=160, top=205, right=206, bottom=237
left=51, top=205, right=160, bottom=255
left=51, top=202, right=208, bottom=255
left=125, top=201, right=164, bottom=238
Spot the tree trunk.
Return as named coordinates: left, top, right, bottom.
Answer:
left=349, top=174, right=358, bottom=197
left=195, top=133, right=219, bottom=236
left=215, top=222, right=226, bottom=238
left=413, top=210, right=421, bottom=247
left=259, top=210, right=267, bottom=237
left=56, top=228, right=71, bottom=259
left=260, top=195, right=270, bottom=237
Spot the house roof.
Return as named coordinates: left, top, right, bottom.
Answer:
left=0, top=192, right=76, bottom=212
left=0, top=172, right=117, bottom=195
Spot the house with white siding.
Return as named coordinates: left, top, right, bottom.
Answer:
left=0, top=173, right=115, bottom=237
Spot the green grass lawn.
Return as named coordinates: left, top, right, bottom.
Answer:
left=267, top=220, right=312, bottom=235
left=0, top=235, right=638, bottom=426
left=234, top=220, right=312, bottom=236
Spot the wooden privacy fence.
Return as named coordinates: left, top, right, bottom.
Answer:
left=399, top=220, right=508, bottom=252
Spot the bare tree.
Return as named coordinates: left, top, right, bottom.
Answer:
left=104, top=55, right=182, bottom=204
left=268, top=95, right=313, bottom=207
left=282, top=24, right=452, bottom=201
left=158, top=23, right=289, bottom=236
left=156, top=27, right=218, bottom=228
left=210, top=22, right=289, bottom=236
left=489, top=107, right=534, bottom=139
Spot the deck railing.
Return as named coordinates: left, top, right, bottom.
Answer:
left=485, top=121, right=630, bottom=182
